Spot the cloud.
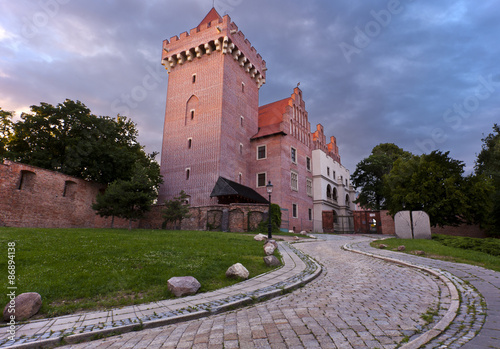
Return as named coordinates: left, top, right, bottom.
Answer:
left=0, top=0, right=499, bottom=175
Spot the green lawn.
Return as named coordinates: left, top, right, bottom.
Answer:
left=372, top=234, right=500, bottom=272
left=0, top=228, right=278, bottom=318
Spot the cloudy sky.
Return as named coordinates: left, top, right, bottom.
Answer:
left=1, top=0, right=499, bottom=175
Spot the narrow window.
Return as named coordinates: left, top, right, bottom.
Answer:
left=188, top=138, right=192, bottom=149
left=186, top=168, right=191, bottom=180
left=327, top=167, right=330, bottom=177
left=306, top=179, right=312, bottom=196
left=190, top=110, right=195, bottom=120
left=291, top=171, right=298, bottom=191
left=192, top=74, right=196, bottom=83
left=333, top=187, right=338, bottom=201
left=292, top=204, right=298, bottom=218
left=240, top=116, right=244, bottom=127
left=257, top=145, right=266, bottom=160
left=257, top=173, right=266, bottom=187
left=241, top=82, right=245, bottom=93
left=308, top=208, right=312, bottom=221
left=291, top=147, right=297, bottom=164
left=238, top=173, right=242, bottom=184
left=239, top=143, right=243, bottom=155
left=306, top=157, right=311, bottom=171
left=333, top=171, right=336, bottom=179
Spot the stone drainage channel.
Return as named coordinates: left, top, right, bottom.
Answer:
left=0, top=238, right=485, bottom=349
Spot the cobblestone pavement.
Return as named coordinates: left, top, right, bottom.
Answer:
left=63, top=235, right=447, bottom=349
left=347, top=238, right=500, bottom=349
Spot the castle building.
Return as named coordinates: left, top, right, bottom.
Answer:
left=158, top=8, right=354, bottom=232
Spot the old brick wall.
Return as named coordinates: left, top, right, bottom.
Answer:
left=141, top=203, right=268, bottom=232
left=0, top=160, right=136, bottom=229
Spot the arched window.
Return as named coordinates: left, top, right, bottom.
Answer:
left=185, top=95, right=199, bottom=124
left=326, top=184, right=332, bottom=200
left=346, top=194, right=350, bottom=206
left=332, top=187, right=338, bottom=201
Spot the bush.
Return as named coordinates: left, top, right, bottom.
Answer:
left=433, top=234, right=500, bottom=257
left=256, top=203, right=282, bottom=234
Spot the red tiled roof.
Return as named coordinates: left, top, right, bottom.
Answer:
left=198, top=8, right=222, bottom=30
left=258, top=98, right=289, bottom=127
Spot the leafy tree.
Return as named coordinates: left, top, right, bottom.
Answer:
left=0, top=108, right=14, bottom=158
left=384, top=150, right=491, bottom=227
left=93, top=160, right=162, bottom=229
left=475, top=124, right=500, bottom=235
left=257, top=203, right=282, bottom=234
left=352, top=143, right=412, bottom=210
left=3, top=99, right=148, bottom=184
left=161, top=191, right=192, bottom=230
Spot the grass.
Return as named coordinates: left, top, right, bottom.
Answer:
left=0, top=227, right=279, bottom=318
left=371, top=234, right=500, bottom=272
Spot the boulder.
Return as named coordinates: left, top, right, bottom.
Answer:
left=293, top=236, right=300, bottom=240
left=415, top=250, right=425, bottom=256
left=266, top=239, right=278, bottom=248
left=167, top=276, right=201, bottom=297
left=226, top=263, right=249, bottom=280
left=3, top=292, right=42, bottom=321
left=397, top=245, right=406, bottom=251
left=308, top=235, right=316, bottom=239
left=288, top=230, right=294, bottom=234
left=378, top=244, right=388, bottom=249
left=263, top=255, right=281, bottom=267
left=263, top=242, right=276, bottom=256
left=300, top=230, right=307, bottom=235
left=254, top=233, right=267, bottom=241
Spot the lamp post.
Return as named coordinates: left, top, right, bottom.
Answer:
left=266, top=181, right=273, bottom=239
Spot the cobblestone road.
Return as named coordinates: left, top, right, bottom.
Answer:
left=63, top=236, right=446, bottom=349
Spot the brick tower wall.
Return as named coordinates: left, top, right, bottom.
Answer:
left=158, top=12, right=266, bottom=206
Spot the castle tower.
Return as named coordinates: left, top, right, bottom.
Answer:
left=157, top=8, right=267, bottom=206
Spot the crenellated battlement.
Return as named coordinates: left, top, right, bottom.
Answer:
left=161, top=10, right=266, bottom=88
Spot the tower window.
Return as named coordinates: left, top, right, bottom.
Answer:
left=257, top=145, right=266, bottom=160
left=192, top=74, right=196, bottom=83
left=291, top=171, right=298, bottom=191
left=188, top=138, right=192, bottom=149
left=240, top=116, right=244, bottom=127
left=239, top=143, right=243, bottom=155
left=257, top=172, right=266, bottom=187
left=327, top=167, right=330, bottom=177
left=241, top=82, right=245, bottom=93
left=190, top=110, right=195, bottom=120
left=186, top=168, right=191, bottom=180
left=238, top=173, right=242, bottom=184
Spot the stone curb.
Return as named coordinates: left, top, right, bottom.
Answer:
left=0, top=242, right=322, bottom=349
left=343, top=243, right=460, bottom=349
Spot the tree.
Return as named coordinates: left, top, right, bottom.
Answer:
left=161, top=191, right=192, bottom=230
left=3, top=99, right=148, bottom=184
left=475, top=124, right=500, bottom=235
left=92, top=160, right=162, bottom=229
left=351, top=143, right=412, bottom=210
left=0, top=108, right=14, bottom=158
left=384, top=150, right=491, bottom=227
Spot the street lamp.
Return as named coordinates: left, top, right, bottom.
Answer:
left=266, top=181, right=273, bottom=239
